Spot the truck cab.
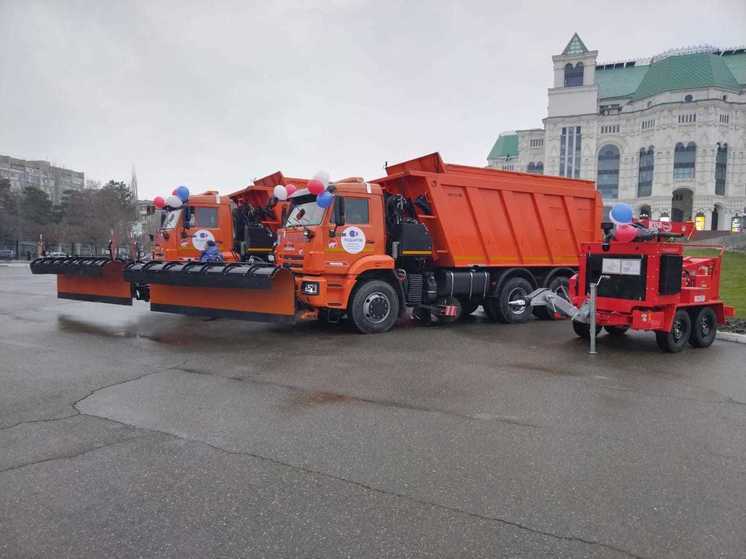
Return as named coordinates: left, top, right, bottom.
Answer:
left=153, top=192, right=237, bottom=262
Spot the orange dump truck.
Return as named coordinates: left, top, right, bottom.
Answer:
left=31, top=153, right=602, bottom=333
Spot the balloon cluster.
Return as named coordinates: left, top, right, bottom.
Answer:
left=272, top=171, right=334, bottom=209
left=609, top=203, right=637, bottom=242
left=153, top=185, right=190, bottom=210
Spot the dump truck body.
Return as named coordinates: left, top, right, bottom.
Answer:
left=377, top=153, right=600, bottom=269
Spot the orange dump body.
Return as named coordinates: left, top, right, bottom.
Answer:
left=375, top=153, right=603, bottom=269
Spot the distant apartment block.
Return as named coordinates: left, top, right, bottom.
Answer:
left=0, top=154, right=85, bottom=204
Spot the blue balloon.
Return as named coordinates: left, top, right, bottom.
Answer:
left=316, top=191, right=334, bottom=209
left=174, top=185, right=190, bottom=203
left=609, top=203, right=633, bottom=225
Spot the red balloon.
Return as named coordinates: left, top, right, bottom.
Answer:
left=308, top=179, right=325, bottom=195
left=172, top=188, right=179, bottom=195
left=153, top=196, right=166, bottom=209
left=614, top=224, right=637, bottom=242
left=286, top=184, right=297, bottom=196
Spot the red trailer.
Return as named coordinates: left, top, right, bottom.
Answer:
left=529, top=222, right=735, bottom=352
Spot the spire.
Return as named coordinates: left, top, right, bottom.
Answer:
left=563, top=33, right=589, bottom=56
left=129, top=164, right=138, bottom=201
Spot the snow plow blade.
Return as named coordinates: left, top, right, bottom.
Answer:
left=123, top=260, right=280, bottom=289
left=30, top=257, right=133, bottom=305
left=146, top=266, right=296, bottom=322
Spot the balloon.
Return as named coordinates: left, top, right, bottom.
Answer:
left=174, top=185, right=190, bottom=202
left=166, top=195, right=183, bottom=209
left=308, top=179, right=325, bottom=195
left=273, top=185, right=288, bottom=201
left=286, top=184, right=297, bottom=196
left=609, top=203, right=633, bottom=225
left=614, top=223, right=637, bottom=242
left=316, top=191, right=334, bottom=209
left=314, top=170, right=330, bottom=187
left=153, top=196, right=166, bottom=209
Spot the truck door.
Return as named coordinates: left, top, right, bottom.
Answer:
left=326, top=195, right=381, bottom=273
left=185, top=205, right=227, bottom=258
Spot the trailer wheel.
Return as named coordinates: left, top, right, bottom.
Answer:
left=533, top=276, right=569, bottom=320
left=655, top=309, right=691, bottom=353
left=689, top=307, right=717, bottom=348
left=492, top=277, right=533, bottom=323
left=572, top=320, right=602, bottom=339
left=604, top=326, right=629, bottom=336
left=349, top=280, right=400, bottom=334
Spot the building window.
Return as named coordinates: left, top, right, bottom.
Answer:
left=637, top=147, right=654, bottom=197
left=527, top=162, right=544, bottom=175
left=564, top=62, right=584, bottom=87
left=529, top=138, right=544, bottom=149
left=684, top=94, right=693, bottom=102
left=559, top=126, right=582, bottom=178
left=678, top=113, right=696, bottom=124
left=641, top=119, right=655, bottom=130
left=720, top=114, right=730, bottom=124
left=600, top=124, right=620, bottom=134
left=597, top=144, right=620, bottom=199
left=673, top=142, right=696, bottom=180
left=715, top=143, right=728, bottom=196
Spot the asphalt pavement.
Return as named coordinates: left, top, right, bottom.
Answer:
left=1, top=262, right=746, bottom=558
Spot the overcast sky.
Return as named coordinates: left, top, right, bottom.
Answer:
left=1, top=0, right=744, bottom=199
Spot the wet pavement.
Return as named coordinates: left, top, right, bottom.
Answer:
left=2, top=263, right=746, bottom=558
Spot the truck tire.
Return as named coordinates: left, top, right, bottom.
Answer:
left=349, top=280, right=400, bottom=334
left=532, top=276, right=569, bottom=320
left=655, top=309, right=691, bottom=353
left=689, top=307, right=717, bottom=348
left=491, top=277, right=533, bottom=323
left=572, top=320, right=601, bottom=339
left=604, top=326, right=629, bottom=336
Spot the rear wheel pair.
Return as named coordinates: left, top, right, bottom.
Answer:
left=656, top=307, right=717, bottom=352
left=483, top=277, right=533, bottom=324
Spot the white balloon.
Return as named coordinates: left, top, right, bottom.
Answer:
left=166, top=195, right=183, bottom=208
left=273, top=184, right=288, bottom=201
left=313, top=170, right=330, bottom=187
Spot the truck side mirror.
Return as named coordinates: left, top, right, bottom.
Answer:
left=183, top=206, right=192, bottom=229
left=333, top=196, right=346, bottom=226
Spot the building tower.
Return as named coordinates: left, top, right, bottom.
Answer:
left=129, top=164, right=139, bottom=201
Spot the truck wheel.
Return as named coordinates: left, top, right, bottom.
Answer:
left=493, top=277, right=533, bottom=323
left=533, top=276, right=569, bottom=320
left=605, top=326, right=629, bottom=336
left=655, top=309, right=691, bottom=353
left=349, top=280, right=400, bottom=334
left=572, top=320, right=602, bottom=339
left=689, top=307, right=717, bottom=348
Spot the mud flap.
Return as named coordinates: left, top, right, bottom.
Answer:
left=148, top=268, right=296, bottom=322
left=30, top=257, right=132, bottom=305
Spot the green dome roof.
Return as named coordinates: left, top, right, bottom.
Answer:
left=630, top=53, right=740, bottom=101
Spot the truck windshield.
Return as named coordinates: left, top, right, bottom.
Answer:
left=162, top=209, right=182, bottom=229
left=285, top=195, right=325, bottom=227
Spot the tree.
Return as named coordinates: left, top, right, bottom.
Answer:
left=0, top=178, right=19, bottom=243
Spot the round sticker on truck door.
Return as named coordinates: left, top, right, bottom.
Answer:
left=341, top=226, right=366, bottom=254
left=192, top=229, right=215, bottom=251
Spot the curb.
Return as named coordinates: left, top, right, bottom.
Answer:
left=719, top=331, right=746, bottom=344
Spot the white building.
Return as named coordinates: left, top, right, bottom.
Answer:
left=488, top=34, right=746, bottom=231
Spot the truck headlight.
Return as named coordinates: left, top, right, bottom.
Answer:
left=302, top=281, right=320, bottom=295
